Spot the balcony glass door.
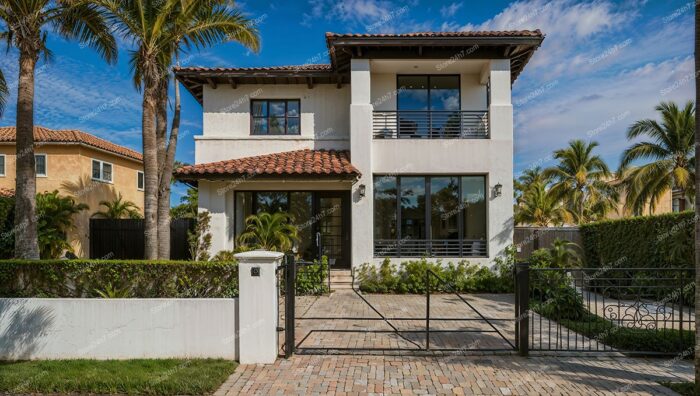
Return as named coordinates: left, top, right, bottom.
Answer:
left=397, top=75, right=460, bottom=138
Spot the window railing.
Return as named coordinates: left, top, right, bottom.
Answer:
left=374, top=239, right=487, bottom=257
left=372, top=110, right=489, bottom=139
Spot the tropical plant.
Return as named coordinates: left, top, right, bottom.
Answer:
left=238, top=212, right=299, bottom=252
left=548, top=238, right=582, bottom=268
left=618, top=101, right=695, bottom=214
left=515, top=183, right=572, bottom=226
left=0, top=0, right=116, bottom=259
left=36, top=190, right=88, bottom=259
left=95, top=0, right=259, bottom=259
left=170, top=187, right=197, bottom=219
left=0, top=68, right=6, bottom=116
left=94, top=282, right=132, bottom=298
left=544, top=140, right=618, bottom=224
left=92, top=192, right=142, bottom=219
left=514, top=166, right=550, bottom=204
left=188, top=210, right=212, bottom=261
left=694, top=5, right=699, bottom=392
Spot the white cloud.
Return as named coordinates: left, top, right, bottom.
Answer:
left=302, top=0, right=418, bottom=33
left=440, top=2, right=462, bottom=18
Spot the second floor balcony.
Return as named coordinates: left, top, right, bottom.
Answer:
left=373, top=110, right=489, bottom=139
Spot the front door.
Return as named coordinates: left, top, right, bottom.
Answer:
left=315, top=192, right=350, bottom=268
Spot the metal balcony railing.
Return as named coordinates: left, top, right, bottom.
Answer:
left=372, top=110, right=489, bottom=139
left=374, top=239, right=488, bottom=257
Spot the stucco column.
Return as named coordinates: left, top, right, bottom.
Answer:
left=350, top=59, right=373, bottom=269
left=487, top=59, right=514, bottom=259
left=198, top=181, right=234, bottom=257
left=234, top=250, right=283, bottom=364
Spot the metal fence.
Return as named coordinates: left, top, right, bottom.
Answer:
left=514, top=227, right=582, bottom=259
left=372, top=110, right=489, bottom=139
left=89, top=218, right=195, bottom=260
left=516, top=265, right=694, bottom=356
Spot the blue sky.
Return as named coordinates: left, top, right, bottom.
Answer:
left=0, top=0, right=695, bottom=205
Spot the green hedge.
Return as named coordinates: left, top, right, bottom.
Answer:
left=0, top=260, right=238, bottom=298
left=580, top=211, right=694, bottom=268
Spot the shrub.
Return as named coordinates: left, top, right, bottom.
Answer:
left=0, top=260, right=238, bottom=298
left=356, top=257, right=514, bottom=294
left=294, top=256, right=329, bottom=295
left=580, top=211, right=694, bottom=269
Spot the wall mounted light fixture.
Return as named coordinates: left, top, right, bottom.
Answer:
left=494, top=183, right=503, bottom=197
left=358, top=184, right=366, bottom=198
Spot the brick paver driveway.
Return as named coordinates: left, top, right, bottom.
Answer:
left=216, top=355, right=692, bottom=395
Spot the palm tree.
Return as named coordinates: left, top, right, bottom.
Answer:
left=238, top=212, right=299, bottom=252
left=619, top=101, right=695, bottom=214
left=96, top=0, right=259, bottom=259
left=0, top=68, right=7, bottom=116
left=544, top=140, right=618, bottom=224
left=694, top=2, right=699, bottom=391
left=0, top=0, right=117, bottom=259
left=515, top=183, right=571, bottom=227
left=92, top=193, right=142, bottom=219
left=514, top=166, right=550, bottom=204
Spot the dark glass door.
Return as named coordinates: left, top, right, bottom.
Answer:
left=316, top=192, right=350, bottom=268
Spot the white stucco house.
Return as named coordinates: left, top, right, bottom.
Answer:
left=174, top=31, right=544, bottom=269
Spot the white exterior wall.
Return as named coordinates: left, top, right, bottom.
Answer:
left=198, top=84, right=350, bottom=163
left=195, top=59, right=514, bottom=267
left=0, top=298, right=238, bottom=360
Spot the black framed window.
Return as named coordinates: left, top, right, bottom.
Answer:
left=373, top=175, right=487, bottom=257
left=396, top=75, right=460, bottom=137
left=251, top=99, right=300, bottom=135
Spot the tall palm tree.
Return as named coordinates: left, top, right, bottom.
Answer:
left=694, top=1, right=699, bottom=391
left=515, top=183, right=572, bottom=227
left=514, top=166, right=550, bottom=204
left=97, top=0, right=259, bottom=259
left=92, top=193, right=142, bottom=219
left=0, top=68, right=7, bottom=116
left=0, top=0, right=117, bottom=259
left=619, top=101, right=695, bottom=214
left=544, top=140, right=618, bottom=224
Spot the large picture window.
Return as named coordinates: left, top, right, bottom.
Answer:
left=396, top=75, right=460, bottom=138
left=373, top=175, right=487, bottom=257
left=251, top=99, right=300, bottom=135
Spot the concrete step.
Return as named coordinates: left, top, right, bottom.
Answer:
left=330, top=269, right=356, bottom=290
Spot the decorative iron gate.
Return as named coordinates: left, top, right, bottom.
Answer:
left=282, top=254, right=517, bottom=356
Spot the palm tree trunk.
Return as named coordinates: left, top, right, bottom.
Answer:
left=156, top=79, right=178, bottom=259
left=143, top=78, right=159, bottom=260
left=694, top=1, right=699, bottom=392
left=14, top=50, right=40, bottom=259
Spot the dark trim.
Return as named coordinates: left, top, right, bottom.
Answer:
left=250, top=99, right=301, bottom=136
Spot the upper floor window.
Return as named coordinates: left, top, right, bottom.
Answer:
left=92, top=159, right=112, bottom=183
left=251, top=99, right=300, bottom=135
left=137, top=171, right=144, bottom=190
left=397, top=75, right=460, bottom=111
left=35, top=154, right=47, bottom=177
left=0, top=155, right=5, bottom=176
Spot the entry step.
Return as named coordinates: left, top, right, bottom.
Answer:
left=330, top=269, right=356, bottom=290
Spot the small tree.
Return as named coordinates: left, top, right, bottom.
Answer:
left=188, top=211, right=212, bottom=261
left=36, top=191, right=88, bottom=259
left=238, top=212, right=299, bottom=252
left=92, top=193, right=142, bottom=219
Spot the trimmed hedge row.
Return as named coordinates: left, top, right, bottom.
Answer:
left=0, top=260, right=238, bottom=298
left=580, top=211, right=694, bottom=268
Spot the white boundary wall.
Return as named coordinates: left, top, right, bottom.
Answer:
left=0, top=298, right=238, bottom=360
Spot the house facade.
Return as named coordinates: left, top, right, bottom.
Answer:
left=0, top=126, right=144, bottom=257
left=174, top=31, right=544, bottom=268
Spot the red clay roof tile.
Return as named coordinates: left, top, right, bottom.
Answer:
left=0, top=126, right=143, bottom=161
left=174, top=149, right=359, bottom=179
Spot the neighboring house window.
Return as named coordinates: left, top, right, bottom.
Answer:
left=92, top=159, right=113, bottom=182
left=35, top=154, right=47, bottom=177
left=373, top=175, right=487, bottom=257
left=137, top=171, right=144, bottom=190
left=251, top=99, right=300, bottom=135
left=0, top=155, right=5, bottom=176
left=672, top=198, right=680, bottom=212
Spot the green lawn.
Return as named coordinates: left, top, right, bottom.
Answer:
left=0, top=359, right=237, bottom=395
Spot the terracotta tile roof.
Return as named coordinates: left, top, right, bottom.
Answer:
left=0, top=126, right=143, bottom=161
left=325, top=30, right=544, bottom=38
left=175, top=64, right=332, bottom=73
left=174, top=149, right=360, bottom=179
left=0, top=187, right=14, bottom=198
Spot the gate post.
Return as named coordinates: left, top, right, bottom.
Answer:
left=235, top=250, right=284, bottom=364
left=284, top=254, right=296, bottom=358
left=515, top=262, right=530, bottom=356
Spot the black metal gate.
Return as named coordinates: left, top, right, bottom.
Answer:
left=282, top=254, right=518, bottom=356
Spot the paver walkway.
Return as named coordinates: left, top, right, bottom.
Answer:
left=215, top=354, right=692, bottom=395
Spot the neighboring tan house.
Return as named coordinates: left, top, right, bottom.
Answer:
left=607, top=187, right=674, bottom=220
left=0, top=126, right=144, bottom=257
left=174, top=31, right=544, bottom=268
